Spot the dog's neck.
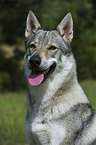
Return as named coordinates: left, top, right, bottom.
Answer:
left=27, top=76, right=89, bottom=122
left=28, top=72, right=76, bottom=105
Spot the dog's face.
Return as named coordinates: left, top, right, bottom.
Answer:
left=24, top=11, right=73, bottom=86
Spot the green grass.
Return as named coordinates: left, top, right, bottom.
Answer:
left=0, top=91, right=28, bottom=145
left=0, top=80, right=96, bottom=145
left=80, top=79, right=96, bottom=110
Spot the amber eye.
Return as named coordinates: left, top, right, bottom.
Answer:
left=30, top=43, right=36, bottom=49
left=48, top=46, right=57, bottom=50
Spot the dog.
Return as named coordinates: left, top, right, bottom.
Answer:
left=24, top=10, right=96, bottom=145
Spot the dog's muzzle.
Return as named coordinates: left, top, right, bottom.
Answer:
left=28, top=55, right=56, bottom=86
left=29, top=55, right=41, bottom=69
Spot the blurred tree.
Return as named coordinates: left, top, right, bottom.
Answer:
left=0, top=46, right=25, bottom=91
left=0, top=0, right=96, bottom=90
left=0, top=0, right=45, bottom=44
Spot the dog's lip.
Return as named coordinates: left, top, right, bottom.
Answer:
left=44, top=62, right=56, bottom=80
left=31, top=62, right=56, bottom=81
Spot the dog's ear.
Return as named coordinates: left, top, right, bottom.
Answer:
left=25, top=10, right=41, bottom=38
left=57, top=13, right=73, bottom=43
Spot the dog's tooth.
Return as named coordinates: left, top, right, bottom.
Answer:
left=44, top=68, right=49, bottom=74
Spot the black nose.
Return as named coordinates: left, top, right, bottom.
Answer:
left=29, top=55, right=41, bottom=67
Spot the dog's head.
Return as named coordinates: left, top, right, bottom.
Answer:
left=24, top=11, right=74, bottom=86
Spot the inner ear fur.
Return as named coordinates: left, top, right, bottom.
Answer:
left=25, top=10, right=41, bottom=38
left=57, top=13, right=73, bottom=43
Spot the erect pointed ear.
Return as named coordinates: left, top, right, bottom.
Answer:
left=57, top=13, right=73, bottom=43
left=25, top=10, right=41, bottom=38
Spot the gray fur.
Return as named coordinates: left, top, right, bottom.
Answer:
left=24, top=11, right=96, bottom=145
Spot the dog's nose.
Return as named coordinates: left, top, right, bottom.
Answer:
left=29, top=55, right=41, bottom=67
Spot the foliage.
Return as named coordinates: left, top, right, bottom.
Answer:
left=0, top=0, right=96, bottom=90
left=0, top=45, right=26, bottom=91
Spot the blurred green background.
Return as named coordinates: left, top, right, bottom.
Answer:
left=0, top=0, right=96, bottom=91
left=0, top=0, right=96, bottom=144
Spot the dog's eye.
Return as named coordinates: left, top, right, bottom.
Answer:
left=30, top=43, right=36, bottom=49
left=48, top=46, right=57, bottom=50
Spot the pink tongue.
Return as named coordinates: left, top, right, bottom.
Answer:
left=28, top=72, right=44, bottom=86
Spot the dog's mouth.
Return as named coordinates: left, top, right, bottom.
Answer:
left=28, top=62, right=56, bottom=86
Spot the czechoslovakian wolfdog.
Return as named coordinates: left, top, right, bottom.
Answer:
left=24, top=10, right=96, bottom=145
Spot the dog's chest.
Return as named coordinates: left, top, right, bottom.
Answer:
left=26, top=113, right=67, bottom=145
left=26, top=102, right=93, bottom=145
